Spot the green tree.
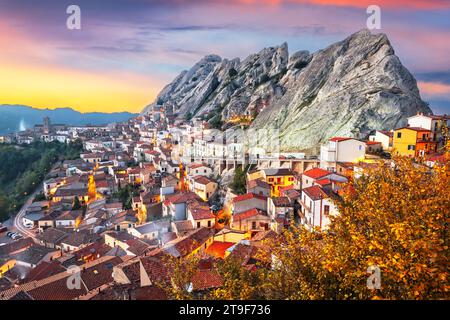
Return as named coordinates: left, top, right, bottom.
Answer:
left=72, top=196, right=81, bottom=210
left=231, top=166, right=247, bottom=195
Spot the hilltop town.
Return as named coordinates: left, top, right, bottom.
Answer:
left=0, top=105, right=448, bottom=300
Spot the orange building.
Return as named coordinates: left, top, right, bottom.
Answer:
left=393, top=127, right=437, bottom=157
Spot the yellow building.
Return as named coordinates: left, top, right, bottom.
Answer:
left=247, top=168, right=295, bottom=197
left=393, top=127, right=437, bottom=157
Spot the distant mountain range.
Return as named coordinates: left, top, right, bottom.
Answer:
left=0, top=105, right=137, bottom=135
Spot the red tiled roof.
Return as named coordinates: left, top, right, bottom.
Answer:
left=247, top=179, right=270, bottom=190
left=163, top=192, right=201, bottom=206
left=193, top=175, right=213, bottom=185
left=271, top=197, right=291, bottom=207
left=80, top=257, right=122, bottom=291
left=188, top=163, right=208, bottom=169
left=95, top=180, right=109, bottom=188
left=365, top=141, right=381, bottom=145
left=188, top=204, right=215, bottom=220
left=302, top=185, right=329, bottom=201
left=191, top=269, right=223, bottom=291
left=233, top=208, right=266, bottom=221
left=315, top=178, right=332, bottom=186
left=330, top=137, right=351, bottom=142
left=22, top=261, right=66, bottom=283
left=232, top=193, right=267, bottom=203
left=27, top=277, right=87, bottom=300
left=205, top=241, right=235, bottom=259
left=303, top=168, right=331, bottom=179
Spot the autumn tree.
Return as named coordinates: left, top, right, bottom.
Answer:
left=208, top=256, right=264, bottom=300
left=157, top=254, right=201, bottom=300
left=260, top=156, right=449, bottom=299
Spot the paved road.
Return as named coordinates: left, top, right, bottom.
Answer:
left=12, top=186, right=42, bottom=240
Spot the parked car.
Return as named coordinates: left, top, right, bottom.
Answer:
left=0, top=226, right=7, bottom=233
left=11, top=233, right=23, bottom=240
left=6, top=231, right=14, bottom=238
left=24, top=222, right=34, bottom=229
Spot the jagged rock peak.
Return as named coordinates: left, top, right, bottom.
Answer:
left=142, top=29, right=431, bottom=152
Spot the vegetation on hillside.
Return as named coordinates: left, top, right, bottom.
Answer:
left=230, top=166, right=247, bottom=195
left=0, top=140, right=83, bottom=221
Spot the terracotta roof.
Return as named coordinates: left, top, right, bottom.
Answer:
left=251, top=230, right=277, bottom=242
left=188, top=202, right=214, bottom=220
left=303, top=168, right=331, bottom=179
left=95, top=180, right=109, bottom=188
left=233, top=208, right=266, bottom=221
left=315, top=178, right=332, bottom=186
left=247, top=179, right=270, bottom=190
left=60, top=230, right=100, bottom=248
left=233, top=193, right=267, bottom=203
left=205, top=241, right=235, bottom=259
left=282, top=189, right=301, bottom=200
left=13, top=245, right=57, bottom=266
left=22, top=261, right=66, bottom=283
left=0, top=237, right=34, bottom=256
left=329, top=137, right=351, bottom=142
left=118, top=256, right=168, bottom=284
left=365, top=141, right=381, bottom=145
left=125, top=239, right=153, bottom=256
left=302, top=185, right=329, bottom=201
left=26, top=277, right=88, bottom=300
left=163, top=192, right=201, bottom=206
left=271, top=197, right=291, bottom=207
left=80, top=257, right=122, bottom=291
left=188, top=163, right=208, bottom=169
left=160, top=227, right=215, bottom=258
left=191, top=269, right=223, bottom=291
left=193, top=175, right=214, bottom=185
left=38, top=228, right=69, bottom=245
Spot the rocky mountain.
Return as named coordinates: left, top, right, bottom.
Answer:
left=0, top=105, right=137, bottom=135
left=142, top=29, right=432, bottom=152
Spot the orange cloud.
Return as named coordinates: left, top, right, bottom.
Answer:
left=235, top=0, right=450, bottom=9
left=418, top=81, right=450, bottom=99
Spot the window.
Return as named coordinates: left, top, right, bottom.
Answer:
left=252, top=221, right=257, bottom=229
left=324, top=205, right=330, bottom=215
left=197, top=222, right=201, bottom=228
left=397, top=132, right=402, bottom=138
left=208, top=220, right=211, bottom=227
left=407, top=145, right=415, bottom=150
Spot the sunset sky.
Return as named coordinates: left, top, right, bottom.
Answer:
left=1, top=0, right=449, bottom=114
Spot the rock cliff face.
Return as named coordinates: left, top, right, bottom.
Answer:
left=143, top=29, right=431, bottom=152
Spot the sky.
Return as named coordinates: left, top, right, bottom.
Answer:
left=0, top=0, right=449, bottom=114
